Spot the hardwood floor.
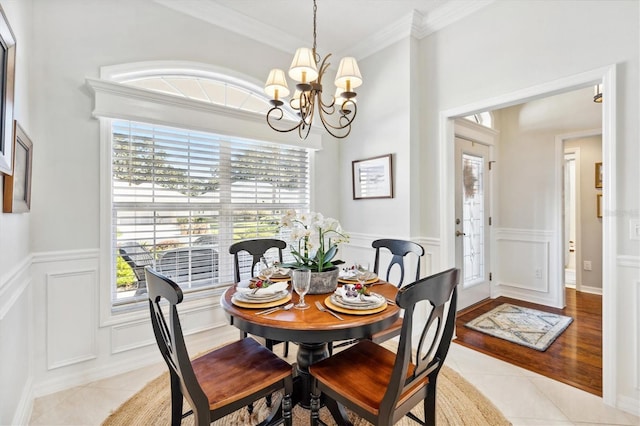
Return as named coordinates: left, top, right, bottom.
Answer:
left=454, top=288, right=602, bottom=396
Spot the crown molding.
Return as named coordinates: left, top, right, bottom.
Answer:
left=338, top=10, right=424, bottom=60
left=155, top=0, right=494, bottom=60
left=154, top=0, right=304, bottom=54
left=416, top=0, right=495, bottom=39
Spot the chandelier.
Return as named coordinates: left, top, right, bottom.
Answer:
left=264, top=0, right=362, bottom=139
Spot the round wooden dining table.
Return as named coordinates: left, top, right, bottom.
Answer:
left=220, top=280, right=401, bottom=419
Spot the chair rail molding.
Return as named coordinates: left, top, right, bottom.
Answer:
left=0, top=253, right=32, bottom=320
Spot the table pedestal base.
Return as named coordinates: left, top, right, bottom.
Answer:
left=295, top=342, right=329, bottom=408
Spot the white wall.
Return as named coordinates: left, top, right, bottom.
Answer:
left=0, top=0, right=34, bottom=423
left=418, top=0, right=638, bottom=415
left=340, top=39, right=413, bottom=239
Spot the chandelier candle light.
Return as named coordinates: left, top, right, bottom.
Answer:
left=264, top=0, right=363, bottom=139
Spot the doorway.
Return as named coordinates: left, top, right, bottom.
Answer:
left=561, top=132, right=603, bottom=296
left=440, top=65, right=616, bottom=403
left=564, top=149, right=579, bottom=289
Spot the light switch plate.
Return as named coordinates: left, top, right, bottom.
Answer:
left=630, top=219, right=640, bottom=240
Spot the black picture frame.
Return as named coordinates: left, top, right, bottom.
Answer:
left=352, top=154, right=393, bottom=200
left=0, top=5, right=16, bottom=176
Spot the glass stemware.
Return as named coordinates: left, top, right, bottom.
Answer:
left=260, top=256, right=274, bottom=284
left=354, top=260, right=371, bottom=287
left=292, top=269, right=311, bottom=310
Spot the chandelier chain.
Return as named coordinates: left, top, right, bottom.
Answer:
left=312, top=0, right=318, bottom=57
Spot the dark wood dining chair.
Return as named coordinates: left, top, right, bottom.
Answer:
left=369, top=238, right=425, bottom=344
left=309, top=268, right=458, bottom=426
left=229, top=238, right=289, bottom=356
left=329, top=238, right=425, bottom=355
left=145, top=267, right=293, bottom=426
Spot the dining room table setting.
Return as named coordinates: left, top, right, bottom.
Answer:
left=220, top=265, right=401, bottom=423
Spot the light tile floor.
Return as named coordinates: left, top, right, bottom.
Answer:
left=29, top=333, right=640, bottom=425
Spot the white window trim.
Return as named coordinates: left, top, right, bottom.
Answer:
left=87, top=61, right=322, bottom=326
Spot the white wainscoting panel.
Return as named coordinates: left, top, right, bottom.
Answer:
left=111, top=318, right=155, bottom=354
left=46, top=269, right=98, bottom=370
left=494, top=228, right=557, bottom=305
left=111, top=299, right=224, bottom=354
left=497, top=240, right=549, bottom=292
left=418, top=237, right=441, bottom=277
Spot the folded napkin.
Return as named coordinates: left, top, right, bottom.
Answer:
left=335, top=285, right=382, bottom=305
left=236, top=281, right=288, bottom=296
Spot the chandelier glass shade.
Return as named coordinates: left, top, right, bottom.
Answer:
left=264, top=0, right=362, bottom=139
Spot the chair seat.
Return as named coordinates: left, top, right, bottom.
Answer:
left=192, top=338, right=293, bottom=411
left=309, top=340, right=426, bottom=417
left=370, top=317, right=403, bottom=343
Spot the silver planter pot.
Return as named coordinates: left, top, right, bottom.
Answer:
left=308, top=268, right=340, bottom=294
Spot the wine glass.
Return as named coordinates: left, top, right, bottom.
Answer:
left=292, top=269, right=311, bottom=310
left=260, top=256, right=274, bottom=284
left=353, top=260, right=371, bottom=287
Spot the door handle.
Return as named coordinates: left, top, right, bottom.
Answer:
left=455, top=230, right=466, bottom=237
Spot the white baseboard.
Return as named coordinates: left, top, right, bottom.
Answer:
left=617, top=394, right=640, bottom=417
left=12, top=376, right=34, bottom=426
left=578, top=285, right=603, bottom=295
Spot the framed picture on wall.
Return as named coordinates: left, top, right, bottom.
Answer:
left=597, top=193, right=603, bottom=218
left=3, top=121, right=33, bottom=213
left=0, top=6, right=16, bottom=176
left=352, top=154, right=393, bottom=200
left=595, top=162, right=603, bottom=189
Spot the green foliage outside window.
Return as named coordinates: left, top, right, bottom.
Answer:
left=116, top=255, right=136, bottom=288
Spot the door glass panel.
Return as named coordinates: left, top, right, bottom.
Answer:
left=462, top=153, right=485, bottom=287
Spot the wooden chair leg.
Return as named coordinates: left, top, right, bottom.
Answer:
left=424, top=378, right=437, bottom=426
left=169, top=372, right=183, bottom=426
left=282, top=392, right=293, bottom=426
left=284, top=341, right=289, bottom=357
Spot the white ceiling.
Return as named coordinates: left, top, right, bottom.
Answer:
left=155, top=0, right=494, bottom=59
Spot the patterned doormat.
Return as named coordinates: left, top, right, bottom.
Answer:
left=465, top=303, right=573, bottom=351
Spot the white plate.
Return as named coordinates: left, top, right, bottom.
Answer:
left=234, top=290, right=289, bottom=303
left=330, top=293, right=385, bottom=310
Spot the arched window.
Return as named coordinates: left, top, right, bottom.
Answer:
left=88, top=62, right=313, bottom=311
left=463, top=111, right=493, bottom=128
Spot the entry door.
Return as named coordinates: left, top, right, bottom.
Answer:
left=455, top=137, right=491, bottom=310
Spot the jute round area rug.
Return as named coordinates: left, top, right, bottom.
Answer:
left=102, top=365, right=509, bottom=425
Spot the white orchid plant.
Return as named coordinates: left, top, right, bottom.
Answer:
left=279, top=210, right=349, bottom=272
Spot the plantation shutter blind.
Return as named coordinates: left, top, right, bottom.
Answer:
left=112, top=120, right=309, bottom=303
